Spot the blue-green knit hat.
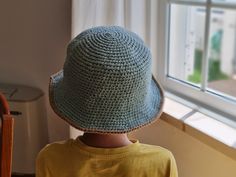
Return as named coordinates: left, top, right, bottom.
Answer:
left=49, top=26, right=164, bottom=133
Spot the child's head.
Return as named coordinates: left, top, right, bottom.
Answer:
left=49, top=26, right=164, bottom=134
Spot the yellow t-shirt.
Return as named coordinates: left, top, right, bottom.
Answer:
left=36, top=137, right=178, bottom=177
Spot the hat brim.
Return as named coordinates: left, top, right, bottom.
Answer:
left=49, top=70, right=164, bottom=134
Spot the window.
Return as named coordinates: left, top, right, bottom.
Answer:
left=157, top=0, right=236, bottom=121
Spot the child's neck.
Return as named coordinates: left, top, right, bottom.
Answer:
left=80, top=133, right=132, bottom=148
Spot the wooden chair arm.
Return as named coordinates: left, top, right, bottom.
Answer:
left=0, top=93, right=10, bottom=115
left=0, top=93, right=14, bottom=177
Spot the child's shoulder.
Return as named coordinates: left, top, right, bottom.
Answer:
left=136, top=143, right=175, bottom=163
left=122, top=143, right=177, bottom=176
left=42, top=139, right=73, bottom=150
left=139, top=143, right=172, bottom=154
left=37, top=139, right=75, bottom=159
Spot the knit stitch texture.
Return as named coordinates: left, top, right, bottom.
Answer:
left=49, top=26, right=164, bottom=133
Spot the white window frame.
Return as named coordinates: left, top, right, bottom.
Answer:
left=157, top=0, right=236, bottom=122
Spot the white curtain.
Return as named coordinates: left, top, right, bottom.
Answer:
left=70, top=0, right=159, bottom=138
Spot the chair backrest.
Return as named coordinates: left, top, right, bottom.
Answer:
left=0, top=93, right=14, bottom=177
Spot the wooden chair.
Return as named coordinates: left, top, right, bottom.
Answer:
left=0, top=93, right=14, bottom=177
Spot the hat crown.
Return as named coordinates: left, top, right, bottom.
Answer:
left=63, top=26, right=152, bottom=104
left=65, top=26, right=151, bottom=70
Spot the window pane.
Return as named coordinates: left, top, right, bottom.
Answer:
left=213, top=0, right=236, bottom=4
left=173, top=0, right=206, bottom=2
left=168, top=4, right=206, bottom=86
left=207, top=8, right=236, bottom=99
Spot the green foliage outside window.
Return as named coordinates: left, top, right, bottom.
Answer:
left=188, top=49, right=202, bottom=83
left=188, top=49, right=229, bottom=83
left=188, top=30, right=228, bottom=84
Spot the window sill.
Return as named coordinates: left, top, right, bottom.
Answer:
left=161, top=97, right=236, bottom=160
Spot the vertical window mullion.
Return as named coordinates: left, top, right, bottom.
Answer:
left=201, top=0, right=212, bottom=91
left=166, top=2, right=171, bottom=78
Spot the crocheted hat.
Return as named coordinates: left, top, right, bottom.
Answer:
left=49, top=26, right=164, bottom=133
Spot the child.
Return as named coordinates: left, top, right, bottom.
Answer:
left=36, top=26, right=178, bottom=177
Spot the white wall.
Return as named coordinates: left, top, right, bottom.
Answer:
left=0, top=0, right=71, bottom=142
